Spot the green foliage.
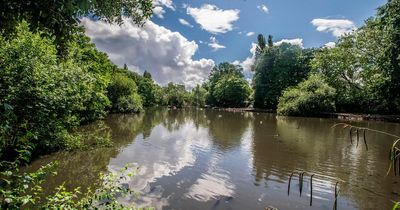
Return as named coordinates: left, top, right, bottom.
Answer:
left=0, top=156, right=147, bottom=209
left=66, top=28, right=113, bottom=122
left=137, top=71, right=158, bottom=107
left=253, top=42, right=314, bottom=109
left=190, top=85, right=208, bottom=107
left=0, top=159, right=59, bottom=209
left=213, top=74, right=251, bottom=108
left=0, top=22, right=104, bottom=158
left=107, top=73, right=143, bottom=113
left=0, top=0, right=153, bottom=56
left=205, top=62, right=251, bottom=107
left=277, top=74, right=336, bottom=116
left=162, top=83, right=190, bottom=108
left=311, top=2, right=400, bottom=114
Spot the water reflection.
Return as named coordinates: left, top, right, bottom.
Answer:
left=26, top=109, right=400, bottom=209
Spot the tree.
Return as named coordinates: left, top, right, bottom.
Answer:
left=66, top=28, right=115, bottom=122
left=137, top=74, right=158, bottom=107
left=163, top=83, right=190, bottom=108
left=143, top=70, right=152, bottom=79
left=376, top=0, right=400, bottom=111
left=213, top=74, right=251, bottom=107
left=205, top=62, right=251, bottom=107
left=277, top=74, right=336, bottom=116
left=107, top=73, right=143, bottom=113
left=253, top=42, right=313, bottom=109
left=256, top=34, right=266, bottom=59
left=0, top=0, right=153, bottom=56
left=191, top=84, right=208, bottom=107
left=0, top=22, right=101, bottom=157
left=267, top=35, right=273, bottom=47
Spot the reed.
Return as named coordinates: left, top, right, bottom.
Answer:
left=333, top=182, right=339, bottom=210
left=287, top=171, right=342, bottom=209
left=363, top=129, right=368, bottom=151
left=299, top=172, right=304, bottom=197
left=288, top=172, right=294, bottom=196
left=333, top=123, right=400, bottom=175
left=356, top=129, right=359, bottom=148
left=310, top=174, right=314, bottom=206
left=349, top=127, right=353, bottom=145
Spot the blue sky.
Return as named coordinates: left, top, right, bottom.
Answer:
left=82, top=0, right=387, bottom=88
left=152, top=0, right=385, bottom=63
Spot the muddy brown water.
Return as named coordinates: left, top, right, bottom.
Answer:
left=27, top=108, right=400, bottom=209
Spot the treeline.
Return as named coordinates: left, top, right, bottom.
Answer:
left=0, top=21, right=206, bottom=161
left=197, top=0, right=400, bottom=117
left=1, top=0, right=399, bottom=162
left=257, top=0, right=400, bottom=116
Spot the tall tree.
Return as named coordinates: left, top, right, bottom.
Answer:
left=267, top=35, right=273, bottom=48
left=253, top=42, right=313, bottom=109
left=256, top=34, right=266, bottom=59
left=376, top=0, right=400, bottom=111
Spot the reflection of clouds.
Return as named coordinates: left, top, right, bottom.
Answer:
left=107, top=122, right=210, bottom=208
left=185, top=154, right=235, bottom=202
left=185, top=172, right=235, bottom=202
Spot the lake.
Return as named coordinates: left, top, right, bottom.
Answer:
left=27, top=108, right=400, bottom=209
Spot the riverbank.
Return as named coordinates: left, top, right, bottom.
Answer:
left=211, top=107, right=400, bottom=123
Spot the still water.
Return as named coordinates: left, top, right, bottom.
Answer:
left=28, top=108, right=400, bottom=209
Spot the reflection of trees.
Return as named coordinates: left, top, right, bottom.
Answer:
left=206, top=110, right=252, bottom=150
left=251, top=115, right=400, bottom=209
left=25, top=109, right=168, bottom=197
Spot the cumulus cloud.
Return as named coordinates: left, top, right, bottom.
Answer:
left=81, top=17, right=215, bottom=89
left=274, top=38, right=304, bottom=48
left=232, top=42, right=257, bottom=73
left=257, top=4, right=269, bottom=13
left=324, top=41, right=336, bottom=48
left=311, top=18, right=356, bottom=37
left=246, top=32, right=255, bottom=36
left=179, top=18, right=193, bottom=28
left=153, top=7, right=166, bottom=18
left=186, top=4, right=240, bottom=34
left=208, top=36, right=226, bottom=51
left=153, top=0, right=175, bottom=18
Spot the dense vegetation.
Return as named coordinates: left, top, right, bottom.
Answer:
left=277, top=74, right=336, bottom=116
left=205, top=63, right=252, bottom=108
left=253, top=38, right=315, bottom=109
left=252, top=0, right=400, bottom=115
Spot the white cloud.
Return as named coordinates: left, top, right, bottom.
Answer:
left=257, top=4, right=269, bottom=13
left=81, top=17, right=215, bottom=89
left=324, top=41, right=336, bottom=48
left=246, top=32, right=255, bottom=36
left=208, top=36, right=226, bottom=51
left=186, top=4, right=240, bottom=34
left=232, top=42, right=257, bottom=73
left=311, top=18, right=356, bottom=37
left=153, top=6, right=166, bottom=18
left=179, top=18, right=193, bottom=28
left=153, top=0, right=175, bottom=19
left=274, top=38, right=304, bottom=48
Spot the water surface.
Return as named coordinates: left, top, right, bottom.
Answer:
left=28, top=108, right=400, bottom=209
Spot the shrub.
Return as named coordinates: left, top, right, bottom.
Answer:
left=213, top=75, right=252, bottom=107
left=0, top=22, right=99, bottom=158
left=277, top=74, right=336, bottom=116
left=107, top=73, right=143, bottom=113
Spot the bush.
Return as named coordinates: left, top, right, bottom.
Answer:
left=213, top=74, right=251, bottom=107
left=0, top=22, right=100, bottom=158
left=107, top=73, right=143, bottom=113
left=277, top=74, right=336, bottom=116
